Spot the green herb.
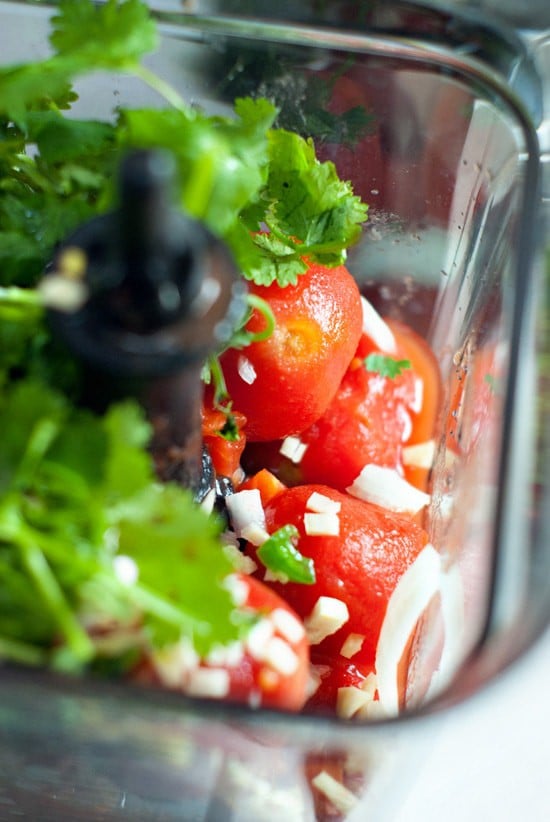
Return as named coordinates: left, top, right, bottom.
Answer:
left=257, top=525, right=316, bottom=585
left=0, top=0, right=365, bottom=667
left=364, top=353, right=411, bottom=378
left=0, top=380, right=240, bottom=670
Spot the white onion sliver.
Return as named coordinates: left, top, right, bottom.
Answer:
left=346, top=464, right=430, bottom=514
left=225, top=489, right=266, bottom=538
left=360, top=296, right=397, bottom=354
left=375, top=543, right=442, bottom=716
left=425, top=562, right=466, bottom=701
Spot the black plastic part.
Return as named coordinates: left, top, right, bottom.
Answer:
left=46, top=149, right=246, bottom=500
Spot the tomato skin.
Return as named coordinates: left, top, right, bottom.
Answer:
left=249, top=485, right=428, bottom=668
left=134, top=574, right=309, bottom=712
left=201, top=396, right=247, bottom=481
left=307, top=652, right=374, bottom=715
left=242, top=325, right=432, bottom=493
left=219, top=262, right=363, bottom=442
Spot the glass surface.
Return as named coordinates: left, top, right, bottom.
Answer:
left=0, top=1, right=548, bottom=819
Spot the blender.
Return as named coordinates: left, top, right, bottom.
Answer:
left=0, top=1, right=548, bottom=819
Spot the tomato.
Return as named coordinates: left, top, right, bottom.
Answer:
left=243, top=317, right=441, bottom=493
left=201, top=394, right=247, bottom=482
left=219, top=262, right=363, bottom=442
left=136, top=574, right=310, bottom=712
left=306, top=651, right=374, bottom=715
left=248, top=485, right=429, bottom=669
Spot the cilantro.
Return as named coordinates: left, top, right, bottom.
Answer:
left=364, top=354, right=412, bottom=378
left=0, top=0, right=367, bottom=672
left=257, top=525, right=316, bottom=585
left=0, top=381, right=240, bottom=669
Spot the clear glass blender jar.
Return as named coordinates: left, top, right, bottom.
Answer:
left=0, top=1, right=548, bottom=819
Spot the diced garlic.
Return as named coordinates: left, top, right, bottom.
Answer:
left=339, top=632, right=365, bottom=659
left=305, top=491, right=342, bottom=514
left=346, top=463, right=430, bottom=514
left=304, top=596, right=349, bottom=645
left=186, top=667, right=230, bottom=699
left=279, top=435, right=308, bottom=464
left=271, top=608, right=306, bottom=644
left=303, top=511, right=340, bottom=537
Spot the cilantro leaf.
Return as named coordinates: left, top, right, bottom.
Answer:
left=364, top=353, right=412, bottom=378
left=50, top=0, right=158, bottom=71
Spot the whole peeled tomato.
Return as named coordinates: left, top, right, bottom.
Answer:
left=219, top=262, right=363, bottom=442
left=250, top=485, right=429, bottom=668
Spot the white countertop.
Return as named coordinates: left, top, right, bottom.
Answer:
left=392, top=628, right=550, bottom=821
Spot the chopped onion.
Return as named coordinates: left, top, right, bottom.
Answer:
left=402, top=440, right=436, bottom=469
left=304, top=596, right=349, bottom=644
left=346, top=464, right=430, bottom=514
left=340, top=632, right=365, bottom=659
left=311, top=771, right=358, bottom=814
left=263, top=636, right=299, bottom=675
left=336, top=685, right=373, bottom=719
left=225, top=488, right=266, bottom=538
left=113, top=554, right=139, bottom=586
left=279, top=435, right=308, bottom=464
left=303, top=511, right=340, bottom=537
left=425, top=562, right=465, bottom=701
left=186, top=667, right=231, bottom=699
left=375, top=543, right=442, bottom=716
left=360, top=296, right=397, bottom=354
left=306, top=491, right=341, bottom=514
left=271, top=608, right=306, bottom=644
left=237, top=354, right=257, bottom=385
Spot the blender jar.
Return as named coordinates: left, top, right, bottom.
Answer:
left=0, top=1, right=548, bottom=820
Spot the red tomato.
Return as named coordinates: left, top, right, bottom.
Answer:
left=134, top=574, right=310, bottom=713
left=201, top=392, right=247, bottom=482
left=248, top=485, right=429, bottom=668
left=242, top=318, right=441, bottom=493
left=306, top=652, right=374, bottom=715
left=219, top=262, right=363, bottom=442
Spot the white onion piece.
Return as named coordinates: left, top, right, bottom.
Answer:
left=237, top=354, right=257, bottom=385
left=375, top=543, right=442, bottom=716
left=346, top=464, right=430, bottom=514
left=425, top=562, right=465, bottom=701
left=402, top=440, right=436, bottom=469
left=225, top=489, right=266, bottom=538
left=306, top=491, right=341, bottom=514
left=360, top=296, right=397, bottom=354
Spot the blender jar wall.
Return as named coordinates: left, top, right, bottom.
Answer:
left=0, top=1, right=546, bottom=820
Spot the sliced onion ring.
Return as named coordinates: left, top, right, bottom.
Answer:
left=375, top=543, right=442, bottom=716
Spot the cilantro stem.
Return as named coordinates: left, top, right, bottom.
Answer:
left=17, top=532, right=94, bottom=663
left=129, top=582, right=210, bottom=637
left=15, top=418, right=62, bottom=489
left=245, top=293, right=276, bottom=343
left=132, top=63, right=187, bottom=112
left=0, top=636, right=47, bottom=667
